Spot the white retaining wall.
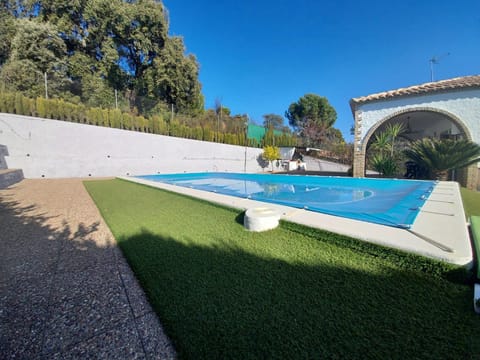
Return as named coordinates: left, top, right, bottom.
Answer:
left=0, top=113, right=265, bottom=178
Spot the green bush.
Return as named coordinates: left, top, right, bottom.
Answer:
left=36, top=97, right=46, bottom=118
left=193, top=126, right=203, bottom=140
left=14, top=92, right=24, bottom=115
left=122, top=112, right=133, bottom=130
left=370, top=154, right=398, bottom=177
left=46, top=98, right=57, bottom=119
left=0, top=91, right=286, bottom=147
left=203, top=128, right=213, bottom=142
left=24, top=96, right=36, bottom=116
left=4, top=92, right=15, bottom=114
left=101, top=109, right=110, bottom=127
left=111, top=109, right=122, bottom=129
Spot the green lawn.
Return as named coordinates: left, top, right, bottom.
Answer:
left=84, top=179, right=479, bottom=359
left=461, top=187, right=480, bottom=217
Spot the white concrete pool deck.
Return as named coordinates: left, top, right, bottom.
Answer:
left=120, top=176, right=472, bottom=266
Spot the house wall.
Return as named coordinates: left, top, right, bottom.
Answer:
left=0, top=113, right=264, bottom=178
left=352, top=88, right=480, bottom=189
left=355, top=88, right=480, bottom=144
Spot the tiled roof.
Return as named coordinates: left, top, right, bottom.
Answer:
left=350, top=75, right=480, bottom=107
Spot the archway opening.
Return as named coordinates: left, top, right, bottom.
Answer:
left=364, top=109, right=470, bottom=180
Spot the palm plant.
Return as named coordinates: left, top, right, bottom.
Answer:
left=404, top=138, right=480, bottom=180
left=371, top=131, right=390, bottom=157
left=370, top=153, right=398, bottom=177
left=385, top=123, right=405, bottom=157
left=368, top=123, right=406, bottom=177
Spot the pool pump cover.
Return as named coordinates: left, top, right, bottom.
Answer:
left=244, top=207, right=281, bottom=232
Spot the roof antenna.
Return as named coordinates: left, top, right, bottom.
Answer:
left=429, top=53, right=450, bottom=82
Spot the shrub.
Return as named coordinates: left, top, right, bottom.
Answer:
left=404, top=138, right=480, bottom=180
left=36, top=97, right=47, bottom=118
left=262, top=145, right=281, bottom=171
left=111, top=109, right=123, bottom=129
left=14, top=92, right=24, bottom=115
left=370, top=154, right=397, bottom=177
left=0, top=92, right=278, bottom=147
left=122, top=113, right=133, bottom=130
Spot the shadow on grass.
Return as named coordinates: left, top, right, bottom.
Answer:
left=234, top=211, right=244, bottom=226
left=0, top=188, right=116, bottom=358
left=118, top=229, right=480, bottom=360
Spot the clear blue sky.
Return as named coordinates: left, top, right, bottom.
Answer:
left=163, top=0, right=480, bottom=141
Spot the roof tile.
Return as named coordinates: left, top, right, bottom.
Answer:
left=350, top=75, right=480, bottom=106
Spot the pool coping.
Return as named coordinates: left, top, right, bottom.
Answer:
left=118, top=176, right=472, bottom=266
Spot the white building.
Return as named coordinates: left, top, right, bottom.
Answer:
left=350, top=75, right=480, bottom=189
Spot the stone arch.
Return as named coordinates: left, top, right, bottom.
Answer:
left=351, top=76, right=480, bottom=189
left=354, top=106, right=477, bottom=188
left=360, top=107, right=473, bottom=154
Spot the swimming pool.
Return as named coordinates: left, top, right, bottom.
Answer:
left=137, top=173, right=436, bottom=229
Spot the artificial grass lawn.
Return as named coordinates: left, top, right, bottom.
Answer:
left=84, top=179, right=480, bottom=359
left=461, top=187, right=480, bottom=217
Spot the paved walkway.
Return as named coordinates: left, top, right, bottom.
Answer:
left=0, top=179, right=176, bottom=359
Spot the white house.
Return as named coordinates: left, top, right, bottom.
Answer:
left=350, top=75, right=480, bottom=189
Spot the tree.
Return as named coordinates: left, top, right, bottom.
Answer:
left=285, top=93, right=337, bottom=146
left=1, top=0, right=203, bottom=114
left=404, top=138, right=480, bottom=180
left=0, top=19, right=69, bottom=98
left=262, top=127, right=275, bottom=147
left=262, top=145, right=280, bottom=172
left=145, top=36, right=204, bottom=114
left=263, top=114, right=284, bottom=130
left=0, top=5, right=16, bottom=67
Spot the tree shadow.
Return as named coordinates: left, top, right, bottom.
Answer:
left=256, top=154, right=269, bottom=171
left=118, top=229, right=480, bottom=360
left=0, top=190, right=120, bottom=358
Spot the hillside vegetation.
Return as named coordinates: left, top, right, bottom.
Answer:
left=0, top=0, right=297, bottom=147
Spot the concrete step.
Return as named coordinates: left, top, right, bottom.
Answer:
left=0, top=144, right=8, bottom=170
left=0, top=169, right=24, bottom=189
left=0, top=156, right=7, bottom=170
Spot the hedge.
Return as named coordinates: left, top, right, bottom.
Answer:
left=0, top=91, right=295, bottom=147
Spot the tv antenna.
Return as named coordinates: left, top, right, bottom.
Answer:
left=429, top=52, right=450, bottom=82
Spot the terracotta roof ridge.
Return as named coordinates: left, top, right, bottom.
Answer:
left=350, top=75, right=480, bottom=106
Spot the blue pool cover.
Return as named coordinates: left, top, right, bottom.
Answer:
left=136, top=172, right=436, bottom=229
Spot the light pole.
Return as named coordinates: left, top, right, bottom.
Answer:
left=244, top=115, right=249, bottom=173
left=44, top=72, right=48, bottom=99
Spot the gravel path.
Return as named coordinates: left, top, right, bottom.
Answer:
left=0, top=179, right=176, bottom=359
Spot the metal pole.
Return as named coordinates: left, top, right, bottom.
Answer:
left=244, top=116, right=248, bottom=173
left=44, top=72, right=48, bottom=99
left=429, top=60, right=434, bottom=82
